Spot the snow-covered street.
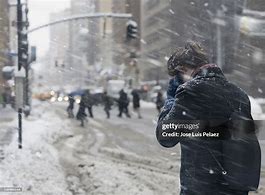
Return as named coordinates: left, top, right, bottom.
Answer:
left=0, top=99, right=264, bottom=195
left=0, top=100, right=265, bottom=194
left=0, top=101, right=180, bottom=194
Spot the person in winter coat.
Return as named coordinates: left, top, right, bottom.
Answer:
left=131, top=89, right=142, bottom=119
left=117, top=89, right=131, bottom=118
left=67, top=94, right=75, bottom=118
left=102, top=91, right=112, bottom=119
left=76, top=94, right=87, bottom=127
left=155, top=91, right=164, bottom=114
left=83, top=89, right=94, bottom=118
left=156, top=41, right=260, bottom=195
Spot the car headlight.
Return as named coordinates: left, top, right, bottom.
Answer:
left=50, top=97, right=56, bottom=102
left=75, top=98, right=81, bottom=104
left=58, top=97, right=63, bottom=102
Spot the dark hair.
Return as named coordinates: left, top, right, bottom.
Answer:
left=167, top=41, right=209, bottom=76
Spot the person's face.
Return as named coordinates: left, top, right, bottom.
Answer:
left=176, top=65, right=195, bottom=82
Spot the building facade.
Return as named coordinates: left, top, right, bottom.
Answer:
left=69, top=0, right=98, bottom=68
left=49, top=9, right=70, bottom=65
left=49, top=9, right=71, bottom=66
left=0, top=0, right=10, bottom=93
left=141, top=0, right=171, bottom=81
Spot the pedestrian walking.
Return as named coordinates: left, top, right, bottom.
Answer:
left=131, top=89, right=142, bottom=119
left=83, top=89, right=94, bottom=118
left=76, top=95, right=87, bottom=127
left=66, top=94, right=75, bottom=118
left=156, top=40, right=261, bottom=195
left=117, top=89, right=131, bottom=118
left=102, top=91, right=113, bottom=119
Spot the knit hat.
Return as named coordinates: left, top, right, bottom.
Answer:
left=167, top=41, right=209, bottom=76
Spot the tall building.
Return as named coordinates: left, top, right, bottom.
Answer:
left=96, top=0, right=113, bottom=70
left=169, top=0, right=244, bottom=71
left=141, top=0, right=246, bottom=82
left=141, top=0, right=264, bottom=97
left=49, top=9, right=71, bottom=66
left=141, top=0, right=172, bottom=81
left=8, top=0, right=17, bottom=66
left=69, top=0, right=98, bottom=68
left=230, top=0, right=265, bottom=97
left=169, top=0, right=265, bottom=97
left=47, top=9, right=71, bottom=90
left=0, top=0, right=10, bottom=93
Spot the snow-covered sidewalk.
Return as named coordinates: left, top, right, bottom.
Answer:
left=0, top=101, right=71, bottom=195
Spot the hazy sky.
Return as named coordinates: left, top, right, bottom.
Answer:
left=28, top=0, right=70, bottom=57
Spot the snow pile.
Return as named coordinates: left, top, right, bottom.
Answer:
left=0, top=101, right=70, bottom=195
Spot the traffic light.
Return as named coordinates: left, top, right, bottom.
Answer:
left=20, top=33, right=29, bottom=67
left=126, top=20, right=138, bottom=39
left=18, top=4, right=29, bottom=68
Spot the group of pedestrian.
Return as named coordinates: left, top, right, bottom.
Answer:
left=117, top=89, right=143, bottom=119
left=76, top=89, right=94, bottom=126
left=66, top=89, right=95, bottom=127
left=66, top=88, right=144, bottom=127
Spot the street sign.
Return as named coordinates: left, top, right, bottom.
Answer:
left=15, top=67, right=26, bottom=111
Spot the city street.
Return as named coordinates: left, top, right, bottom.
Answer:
left=0, top=100, right=265, bottom=194
left=1, top=0, right=265, bottom=194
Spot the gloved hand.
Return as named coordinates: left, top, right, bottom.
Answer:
left=158, top=73, right=184, bottom=121
left=167, top=72, right=183, bottom=99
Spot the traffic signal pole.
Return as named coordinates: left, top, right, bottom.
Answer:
left=17, top=0, right=23, bottom=71
left=17, top=0, right=23, bottom=149
left=24, top=3, right=30, bottom=117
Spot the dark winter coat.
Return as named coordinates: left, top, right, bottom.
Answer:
left=131, top=90, right=140, bottom=109
left=156, top=64, right=254, bottom=194
left=118, top=90, right=129, bottom=107
left=83, top=93, right=94, bottom=108
left=68, top=96, right=75, bottom=110
left=76, top=97, right=87, bottom=120
left=102, top=94, right=112, bottom=110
